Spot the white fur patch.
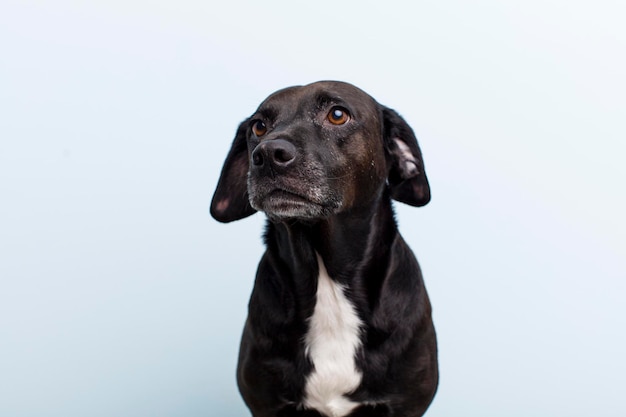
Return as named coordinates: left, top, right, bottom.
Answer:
left=394, top=138, right=413, bottom=160
left=394, top=138, right=419, bottom=176
left=303, top=254, right=363, bottom=417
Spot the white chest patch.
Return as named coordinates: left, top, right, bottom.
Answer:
left=303, top=254, right=363, bottom=417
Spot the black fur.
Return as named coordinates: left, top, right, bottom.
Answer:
left=211, top=81, right=437, bottom=416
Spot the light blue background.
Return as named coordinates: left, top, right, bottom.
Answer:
left=1, top=1, right=625, bottom=416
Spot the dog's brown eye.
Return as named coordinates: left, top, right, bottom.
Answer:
left=252, top=120, right=267, bottom=136
left=327, top=107, right=350, bottom=125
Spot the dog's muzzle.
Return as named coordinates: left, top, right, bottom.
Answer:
left=247, top=139, right=341, bottom=220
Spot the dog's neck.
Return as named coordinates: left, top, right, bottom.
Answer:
left=313, top=200, right=397, bottom=281
left=263, top=193, right=399, bottom=306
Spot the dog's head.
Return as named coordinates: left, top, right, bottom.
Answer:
left=211, top=81, right=430, bottom=223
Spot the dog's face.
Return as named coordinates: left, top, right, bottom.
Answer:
left=246, top=82, right=388, bottom=221
left=211, top=81, right=430, bottom=223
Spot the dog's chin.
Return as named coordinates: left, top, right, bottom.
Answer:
left=251, top=190, right=339, bottom=221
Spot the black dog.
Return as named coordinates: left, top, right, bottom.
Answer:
left=211, top=81, right=437, bottom=417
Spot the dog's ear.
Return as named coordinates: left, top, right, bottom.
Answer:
left=210, top=119, right=257, bottom=223
left=382, top=106, right=431, bottom=207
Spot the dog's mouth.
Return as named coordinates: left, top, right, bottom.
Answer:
left=268, top=189, right=311, bottom=204
left=260, top=188, right=322, bottom=217
left=248, top=182, right=341, bottom=220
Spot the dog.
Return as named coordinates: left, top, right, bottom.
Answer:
left=211, top=81, right=438, bottom=417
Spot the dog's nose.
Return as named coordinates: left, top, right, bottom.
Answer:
left=251, top=139, right=297, bottom=170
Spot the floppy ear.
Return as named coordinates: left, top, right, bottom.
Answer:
left=210, top=119, right=257, bottom=223
left=382, top=106, right=431, bottom=207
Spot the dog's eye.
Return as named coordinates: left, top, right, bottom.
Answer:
left=327, top=107, right=350, bottom=125
left=251, top=120, right=267, bottom=136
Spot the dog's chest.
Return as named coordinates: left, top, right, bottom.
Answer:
left=302, top=254, right=363, bottom=417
